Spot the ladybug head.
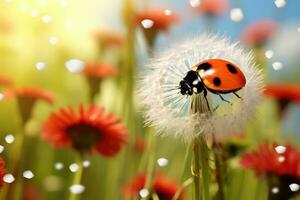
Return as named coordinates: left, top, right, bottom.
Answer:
left=179, top=80, right=193, bottom=95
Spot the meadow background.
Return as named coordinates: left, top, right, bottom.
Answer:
left=0, top=0, right=300, bottom=199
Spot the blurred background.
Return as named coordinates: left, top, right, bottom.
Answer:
left=0, top=0, right=300, bottom=199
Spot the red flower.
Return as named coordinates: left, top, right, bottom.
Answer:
left=92, top=30, right=125, bottom=48
left=2, top=87, right=55, bottom=123
left=241, top=143, right=300, bottom=180
left=191, top=0, right=229, bottom=16
left=134, top=7, right=179, bottom=32
left=134, top=7, right=179, bottom=47
left=3, top=87, right=54, bottom=104
left=123, top=173, right=184, bottom=200
left=0, top=75, right=13, bottom=86
left=0, top=157, right=6, bottom=189
left=81, top=61, right=119, bottom=100
left=240, top=20, right=278, bottom=46
left=82, top=62, right=119, bottom=79
left=264, top=84, right=300, bottom=105
left=42, top=104, right=127, bottom=156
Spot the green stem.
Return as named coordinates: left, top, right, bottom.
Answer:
left=212, top=136, right=225, bottom=200
left=69, top=154, right=83, bottom=200
left=3, top=130, right=25, bottom=200
left=143, top=129, right=156, bottom=200
left=199, top=135, right=210, bottom=200
left=172, top=177, right=194, bottom=200
left=192, top=138, right=201, bottom=200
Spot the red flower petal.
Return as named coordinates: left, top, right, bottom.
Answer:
left=42, top=104, right=127, bottom=157
left=134, top=7, right=179, bottom=32
left=240, top=20, right=278, bottom=46
left=241, top=143, right=300, bottom=181
left=3, top=87, right=55, bottom=104
left=122, top=173, right=184, bottom=200
left=264, top=84, right=300, bottom=104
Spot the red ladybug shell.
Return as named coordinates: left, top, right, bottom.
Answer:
left=193, top=59, right=246, bottom=93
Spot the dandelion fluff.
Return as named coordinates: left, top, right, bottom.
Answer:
left=138, top=34, right=263, bottom=142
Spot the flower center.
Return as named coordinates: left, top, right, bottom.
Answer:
left=66, top=123, right=101, bottom=153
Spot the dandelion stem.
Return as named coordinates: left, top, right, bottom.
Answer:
left=69, top=154, right=84, bottom=200
left=190, top=94, right=211, bottom=200
left=192, top=137, right=201, bottom=200
left=212, top=135, right=225, bottom=200
left=199, top=136, right=210, bottom=200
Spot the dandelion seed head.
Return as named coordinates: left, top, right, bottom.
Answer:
left=3, top=174, right=15, bottom=183
left=138, top=34, right=263, bottom=141
left=23, top=170, right=34, bottom=179
left=69, top=184, right=85, bottom=194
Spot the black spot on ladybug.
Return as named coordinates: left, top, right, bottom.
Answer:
left=227, top=64, right=238, bottom=74
left=213, top=77, right=221, bottom=86
left=197, top=62, right=211, bottom=71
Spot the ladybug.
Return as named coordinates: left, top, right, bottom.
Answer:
left=179, top=59, right=246, bottom=111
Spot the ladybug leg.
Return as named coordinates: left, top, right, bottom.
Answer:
left=218, top=94, right=232, bottom=105
left=233, top=92, right=243, bottom=99
left=213, top=104, right=220, bottom=112
left=203, top=88, right=211, bottom=112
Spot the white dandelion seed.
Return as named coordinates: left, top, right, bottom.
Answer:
left=272, top=62, right=283, bottom=71
left=54, top=162, right=64, bottom=170
left=272, top=187, right=279, bottom=194
left=230, top=8, right=244, bottom=22
left=157, top=157, right=169, bottom=167
left=23, top=170, right=34, bottom=179
left=141, top=19, right=154, bottom=29
left=69, top=163, right=79, bottom=172
left=0, top=93, right=4, bottom=101
left=3, top=174, right=15, bottom=183
left=274, top=0, right=286, bottom=8
left=289, top=183, right=300, bottom=192
left=0, top=145, right=4, bottom=153
left=138, top=34, right=263, bottom=142
left=139, top=188, right=150, bottom=198
left=265, top=50, right=274, bottom=59
left=5, top=134, right=15, bottom=144
left=69, top=184, right=85, bottom=194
